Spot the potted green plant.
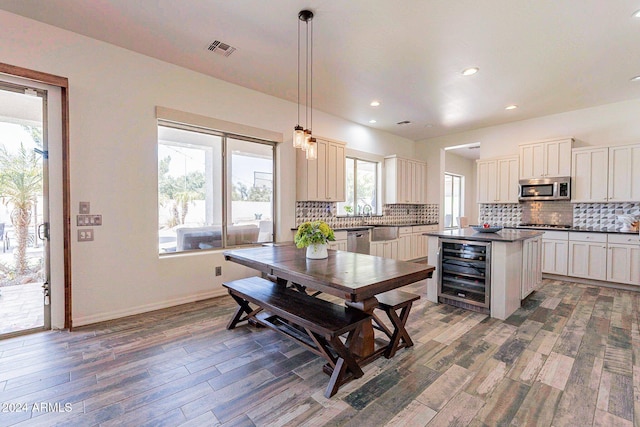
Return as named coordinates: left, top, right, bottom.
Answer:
left=294, top=221, right=335, bottom=259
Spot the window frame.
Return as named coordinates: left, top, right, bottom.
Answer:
left=157, top=119, right=277, bottom=255
left=339, top=155, right=380, bottom=216
left=443, top=172, right=464, bottom=229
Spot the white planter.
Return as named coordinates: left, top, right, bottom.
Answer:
left=306, top=243, right=328, bottom=259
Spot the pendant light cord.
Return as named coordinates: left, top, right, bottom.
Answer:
left=309, top=18, right=313, bottom=134
left=297, top=18, right=301, bottom=127
left=305, top=17, right=309, bottom=132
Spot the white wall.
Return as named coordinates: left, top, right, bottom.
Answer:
left=0, top=11, right=416, bottom=326
left=417, top=98, right=640, bottom=215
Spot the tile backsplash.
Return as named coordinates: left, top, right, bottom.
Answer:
left=522, top=201, right=573, bottom=226
left=478, top=203, right=522, bottom=227
left=295, top=201, right=439, bottom=228
left=478, top=201, right=640, bottom=231
left=573, top=202, right=640, bottom=231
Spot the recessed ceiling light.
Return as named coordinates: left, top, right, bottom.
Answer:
left=505, top=104, right=518, bottom=110
left=633, top=9, right=640, bottom=18
left=370, top=100, right=380, bottom=107
left=631, top=75, right=640, bottom=82
left=461, top=67, right=479, bottom=76
left=424, top=124, right=433, bottom=128
left=369, top=119, right=377, bottom=124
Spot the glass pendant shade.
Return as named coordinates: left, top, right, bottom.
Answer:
left=306, top=137, right=317, bottom=160
left=302, top=129, right=312, bottom=151
left=293, top=125, right=305, bottom=148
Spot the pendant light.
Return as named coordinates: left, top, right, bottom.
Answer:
left=292, top=11, right=305, bottom=148
left=294, top=9, right=317, bottom=160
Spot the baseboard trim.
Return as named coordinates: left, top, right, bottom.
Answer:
left=543, top=274, right=640, bottom=292
left=72, top=288, right=228, bottom=328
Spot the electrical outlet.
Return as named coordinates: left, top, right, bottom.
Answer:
left=215, top=266, right=222, bottom=276
left=77, top=229, right=94, bottom=242
left=79, top=201, right=90, bottom=214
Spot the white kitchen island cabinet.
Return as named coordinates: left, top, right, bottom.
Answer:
left=425, top=228, right=543, bottom=320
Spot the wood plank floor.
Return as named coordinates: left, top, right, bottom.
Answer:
left=0, top=278, right=638, bottom=426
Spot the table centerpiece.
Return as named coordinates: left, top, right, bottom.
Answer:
left=294, top=221, right=335, bottom=259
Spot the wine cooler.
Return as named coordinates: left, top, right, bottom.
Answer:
left=438, top=239, right=491, bottom=313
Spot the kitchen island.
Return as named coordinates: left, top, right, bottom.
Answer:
left=425, top=228, right=544, bottom=320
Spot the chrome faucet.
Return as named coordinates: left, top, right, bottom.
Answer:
left=362, top=204, right=373, bottom=217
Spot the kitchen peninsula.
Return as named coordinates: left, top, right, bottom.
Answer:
left=425, top=228, right=544, bottom=320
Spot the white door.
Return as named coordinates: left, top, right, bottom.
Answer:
left=0, top=82, right=50, bottom=336
left=0, top=75, right=65, bottom=335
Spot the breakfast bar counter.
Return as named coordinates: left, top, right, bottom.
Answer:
left=425, top=228, right=544, bottom=320
left=425, top=228, right=544, bottom=242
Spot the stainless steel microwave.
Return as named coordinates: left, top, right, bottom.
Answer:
left=518, top=177, right=570, bottom=201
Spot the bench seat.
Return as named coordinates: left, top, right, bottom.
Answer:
left=223, top=276, right=372, bottom=397
left=373, top=289, right=421, bottom=358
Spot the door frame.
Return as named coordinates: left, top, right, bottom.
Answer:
left=0, top=62, right=72, bottom=329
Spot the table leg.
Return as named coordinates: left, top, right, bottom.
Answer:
left=345, top=296, right=378, bottom=358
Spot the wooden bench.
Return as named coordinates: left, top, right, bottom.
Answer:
left=223, top=276, right=372, bottom=398
left=372, top=289, right=421, bottom=358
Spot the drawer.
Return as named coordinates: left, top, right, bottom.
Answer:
left=333, top=230, right=348, bottom=241
left=608, top=233, right=640, bottom=245
left=542, top=230, right=569, bottom=241
left=568, top=232, right=607, bottom=243
left=399, top=226, right=413, bottom=235
left=413, top=225, right=437, bottom=233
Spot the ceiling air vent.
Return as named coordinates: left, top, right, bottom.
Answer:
left=207, top=40, right=236, bottom=57
left=396, top=120, right=412, bottom=125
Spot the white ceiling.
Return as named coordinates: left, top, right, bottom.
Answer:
left=2, top=0, right=640, bottom=142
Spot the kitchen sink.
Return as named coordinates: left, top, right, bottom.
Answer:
left=371, top=226, right=399, bottom=241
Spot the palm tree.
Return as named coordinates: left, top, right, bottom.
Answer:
left=0, top=143, right=42, bottom=275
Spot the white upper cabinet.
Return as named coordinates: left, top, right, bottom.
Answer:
left=385, top=156, right=427, bottom=204
left=571, top=147, right=608, bottom=203
left=608, top=143, right=640, bottom=202
left=571, top=143, right=640, bottom=203
left=519, top=138, right=573, bottom=179
left=296, top=137, right=346, bottom=201
left=477, top=156, right=519, bottom=203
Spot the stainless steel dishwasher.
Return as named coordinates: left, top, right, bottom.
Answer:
left=347, top=230, right=370, bottom=254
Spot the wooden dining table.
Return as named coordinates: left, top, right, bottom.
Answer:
left=223, top=245, right=435, bottom=361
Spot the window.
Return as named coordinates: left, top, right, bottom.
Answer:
left=444, top=173, right=463, bottom=229
left=158, top=122, right=275, bottom=254
left=338, top=157, right=378, bottom=216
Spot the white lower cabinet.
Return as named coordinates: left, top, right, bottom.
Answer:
left=328, top=240, right=347, bottom=251
left=541, top=231, right=569, bottom=275
left=606, top=234, right=640, bottom=285
left=370, top=240, right=398, bottom=259
left=568, top=232, right=607, bottom=281
left=395, top=225, right=436, bottom=261
left=522, top=237, right=543, bottom=299
left=328, top=231, right=348, bottom=251
left=397, top=227, right=413, bottom=261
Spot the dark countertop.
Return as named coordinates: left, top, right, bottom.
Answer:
left=508, top=226, right=639, bottom=235
left=291, top=223, right=438, bottom=232
left=291, top=226, right=374, bottom=232
left=425, top=228, right=544, bottom=242
left=373, top=223, right=439, bottom=227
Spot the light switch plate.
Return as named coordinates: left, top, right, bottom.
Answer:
left=77, top=214, right=102, bottom=226
left=79, top=201, right=90, bottom=214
